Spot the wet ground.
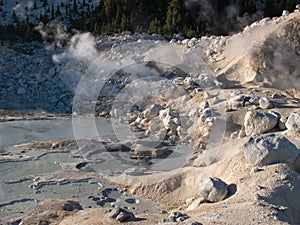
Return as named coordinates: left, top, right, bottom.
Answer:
left=0, top=117, right=165, bottom=220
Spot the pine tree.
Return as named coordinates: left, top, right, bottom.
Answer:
left=51, top=4, right=54, bottom=18
left=264, top=0, right=275, bottom=17
left=12, top=10, right=18, bottom=24
left=288, top=0, right=297, bottom=11
left=115, top=5, right=121, bottom=24
left=73, top=0, right=78, bottom=13
left=165, top=0, right=183, bottom=34
left=240, top=0, right=257, bottom=15
left=0, top=0, right=3, bottom=6
left=56, top=5, right=61, bottom=16
left=148, top=18, right=161, bottom=34
left=135, top=25, right=143, bottom=33
left=278, top=0, right=287, bottom=14
left=120, top=13, right=127, bottom=31
left=42, top=0, right=48, bottom=7
left=33, top=0, right=37, bottom=9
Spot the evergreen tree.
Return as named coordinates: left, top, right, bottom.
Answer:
left=0, top=0, right=3, bottom=6
left=278, top=0, right=287, bottom=14
left=115, top=5, right=121, bottom=24
left=165, top=0, right=183, bottom=34
left=56, top=5, right=61, bottom=16
left=240, top=0, right=257, bottom=15
left=12, top=10, right=18, bottom=24
left=42, top=0, right=47, bottom=7
left=264, top=0, right=276, bottom=17
left=148, top=18, right=161, bottom=34
left=33, top=0, right=37, bottom=9
left=120, top=13, right=127, bottom=31
left=51, top=4, right=54, bottom=18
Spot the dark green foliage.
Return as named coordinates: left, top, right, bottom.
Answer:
left=33, top=0, right=37, bottom=9
left=51, top=4, right=54, bottom=18
left=56, top=5, right=61, bottom=17
left=3, top=0, right=300, bottom=42
left=240, top=0, right=257, bottom=15
left=12, top=10, right=18, bottom=24
left=42, top=0, right=47, bottom=7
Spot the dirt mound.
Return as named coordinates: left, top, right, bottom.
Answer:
left=216, top=12, right=300, bottom=90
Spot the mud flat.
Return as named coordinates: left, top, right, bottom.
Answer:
left=0, top=118, right=165, bottom=222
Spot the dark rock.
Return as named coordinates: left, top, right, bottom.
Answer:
left=62, top=200, right=82, bottom=211
left=169, top=211, right=189, bottom=222
left=105, top=143, right=130, bottom=152
left=107, top=207, right=135, bottom=222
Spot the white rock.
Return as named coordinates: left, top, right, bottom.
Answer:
left=242, top=134, right=300, bottom=171
left=286, top=112, right=300, bottom=133
left=186, top=197, right=204, bottom=211
left=244, top=111, right=279, bottom=136
left=199, top=177, right=228, bottom=203
left=282, top=10, right=289, bottom=16
left=259, top=97, right=274, bottom=109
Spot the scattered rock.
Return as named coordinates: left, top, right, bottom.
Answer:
left=62, top=200, right=83, bottom=211
left=259, top=97, right=274, bottom=109
left=186, top=197, right=205, bottom=211
left=282, top=10, right=290, bottom=16
left=227, top=95, right=245, bottom=110
left=285, top=112, right=300, bottom=133
left=242, top=134, right=300, bottom=171
left=199, top=177, right=228, bottom=203
left=107, top=207, right=135, bottom=222
left=200, top=108, right=214, bottom=122
left=131, top=144, right=172, bottom=159
left=144, top=104, right=164, bottom=119
left=199, top=101, right=209, bottom=111
left=160, top=109, right=180, bottom=130
left=105, top=143, right=131, bottom=152
left=244, top=111, right=279, bottom=136
left=169, top=211, right=189, bottom=222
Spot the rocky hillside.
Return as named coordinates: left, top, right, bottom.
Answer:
left=215, top=10, right=300, bottom=90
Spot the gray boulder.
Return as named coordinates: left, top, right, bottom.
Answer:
left=227, top=95, right=245, bottom=110
left=144, top=104, right=164, bottom=119
left=242, top=134, right=300, bottom=171
left=107, top=207, right=135, bottom=222
left=169, top=211, right=189, bottom=222
left=199, top=177, right=228, bottom=203
left=259, top=97, right=274, bottom=109
left=244, top=111, right=278, bottom=136
left=286, top=112, right=300, bottom=133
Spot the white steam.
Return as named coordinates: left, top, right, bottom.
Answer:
left=53, top=33, right=98, bottom=64
left=35, top=21, right=70, bottom=48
